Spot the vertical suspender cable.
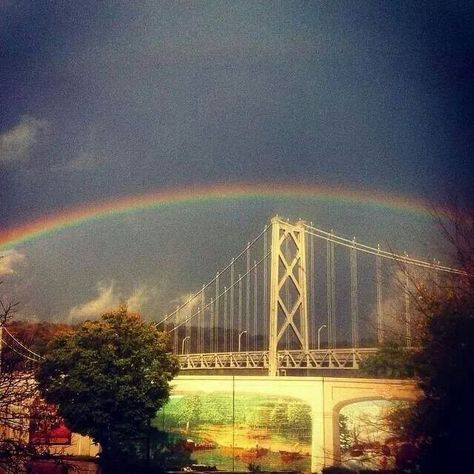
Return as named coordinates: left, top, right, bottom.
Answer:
left=174, top=307, right=179, bottom=354
left=238, top=274, right=243, bottom=335
left=196, top=307, right=201, bottom=353
left=350, top=239, right=359, bottom=349
left=331, top=237, right=336, bottom=348
left=263, top=226, right=268, bottom=351
left=326, top=240, right=332, bottom=348
left=246, top=242, right=250, bottom=333
left=326, top=233, right=336, bottom=349
left=254, top=259, right=258, bottom=350
left=230, top=258, right=235, bottom=352
left=201, top=285, right=205, bottom=353
left=310, top=225, right=315, bottom=348
left=376, top=246, right=383, bottom=345
left=215, top=272, right=219, bottom=352
left=224, top=287, right=228, bottom=352
left=185, top=297, right=191, bottom=341
left=405, top=267, right=411, bottom=347
left=210, top=298, right=215, bottom=353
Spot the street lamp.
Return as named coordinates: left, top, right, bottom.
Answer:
left=317, top=324, right=327, bottom=350
left=238, top=330, right=248, bottom=352
left=181, top=336, right=191, bottom=354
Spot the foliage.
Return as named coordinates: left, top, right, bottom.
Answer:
left=36, top=306, right=179, bottom=473
left=401, top=286, right=474, bottom=473
left=389, top=209, right=474, bottom=473
left=7, top=320, right=73, bottom=356
left=359, top=340, right=415, bottom=379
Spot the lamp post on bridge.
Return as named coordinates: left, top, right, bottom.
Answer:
left=238, top=330, right=248, bottom=352
left=181, top=336, right=191, bottom=355
left=317, top=324, right=327, bottom=350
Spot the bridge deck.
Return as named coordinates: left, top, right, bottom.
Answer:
left=177, top=348, right=378, bottom=371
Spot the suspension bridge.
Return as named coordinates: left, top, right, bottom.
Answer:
left=157, top=216, right=462, bottom=375
left=0, top=216, right=462, bottom=376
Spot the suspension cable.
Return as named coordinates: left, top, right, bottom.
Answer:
left=156, top=225, right=270, bottom=326
left=2, top=326, right=44, bottom=359
left=303, top=223, right=465, bottom=274
left=1, top=337, right=42, bottom=363
left=169, top=252, right=270, bottom=333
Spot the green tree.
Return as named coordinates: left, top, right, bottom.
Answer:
left=36, top=306, right=179, bottom=473
left=359, top=340, right=415, bottom=378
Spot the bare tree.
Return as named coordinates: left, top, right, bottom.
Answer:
left=0, top=285, right=43, bottom=474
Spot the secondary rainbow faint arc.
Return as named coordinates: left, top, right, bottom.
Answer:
left=0, top=182, right=431, bottom=250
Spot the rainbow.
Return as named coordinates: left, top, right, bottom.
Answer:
left=0, top=182, right=435, bottom=250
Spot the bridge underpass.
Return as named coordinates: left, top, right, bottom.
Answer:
left=167, top=375, right=419, bottom=473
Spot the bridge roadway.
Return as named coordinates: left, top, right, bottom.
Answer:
left=171, top=375, right=419, bottom=473
left=177, top=348, right=379, bottom=371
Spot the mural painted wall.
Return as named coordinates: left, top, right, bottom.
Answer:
left=155, top=376, right=419, bottom=473
left=155, top=390, right=312, bottom=472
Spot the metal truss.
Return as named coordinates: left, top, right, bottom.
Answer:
left=177, top=348, right=378, bottom=371
left=178, top=350, right=269, bottom=370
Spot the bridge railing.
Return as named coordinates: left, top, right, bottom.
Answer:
left=177, top=347, right=378, bottom=371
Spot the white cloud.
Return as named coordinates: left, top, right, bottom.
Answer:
left=0, top=116, right=49, bottom=163
left=68, top=281, right=157, bottom=320
left=69, top=281, right=118, bottom=320
left=0, top=250, right=26, bottom=275
left=126, top=285, right=152, bottom=313
left=169, top=291, right=201, bottom=323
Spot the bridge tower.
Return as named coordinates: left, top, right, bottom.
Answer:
left=268, top=217, right=309, bottom=376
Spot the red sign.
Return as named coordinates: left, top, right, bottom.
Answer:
left=29, top=398, right=72, bottom=445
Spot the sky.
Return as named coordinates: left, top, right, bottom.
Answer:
left=0, top=1, right=472, bottom=323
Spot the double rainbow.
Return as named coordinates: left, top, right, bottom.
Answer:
left=0, top=182, right=433, bottom=250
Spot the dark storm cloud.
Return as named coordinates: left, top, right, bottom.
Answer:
left=1, top=1, right=472, bottom=226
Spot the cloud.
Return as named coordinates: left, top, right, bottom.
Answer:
left=69, top=281, right=117, bottom=320
left=126, top=285, right=155, bottom=313
left=0, top=116, right=50, bottom=163
left=68, top=281, right=157, bottom=320
left=53, top=150, right=101, bottom=172
left=0, top=250, right=26, bottom=275
left=169, top=291, right=202, bottom=324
